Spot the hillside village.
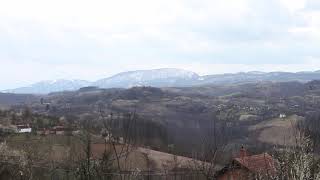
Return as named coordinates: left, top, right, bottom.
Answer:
left=2, top=0, right=320, bottom=178
left=0, top=81, right=320, bottom=179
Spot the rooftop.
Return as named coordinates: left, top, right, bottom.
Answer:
left=233, top=153, right=276, bottom=175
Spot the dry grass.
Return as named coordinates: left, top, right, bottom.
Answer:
left=248, top=115, right=304, bottom=146
left=5, top=134, right=206, bottom=171
left=137, top=147, right=213, bottom=171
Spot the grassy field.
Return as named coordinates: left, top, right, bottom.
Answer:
left=248, top=115, right=304, bottom=146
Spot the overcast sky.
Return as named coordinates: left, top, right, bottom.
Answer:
left=1, top=0, right=320, bottom=89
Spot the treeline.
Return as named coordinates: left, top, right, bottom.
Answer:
left=79, top=112, right=169, bottom=151
left=305, top=111, right=320, bottom=151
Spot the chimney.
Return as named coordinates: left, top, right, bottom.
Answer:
left=239, top=146, right=247, bottom=158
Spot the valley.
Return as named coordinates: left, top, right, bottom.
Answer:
left=1, top=79, right=320, bottom=179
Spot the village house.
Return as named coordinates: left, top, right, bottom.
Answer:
left=36, top=128, right=50, bottom=135
left=36, top=126, right=78, bottom=136
left=52, top=126, right=72, bottom=135
left=216, top=147, right=277, bottom=180
left=279, top=113, right=287, bottom=119
left=16, top=124, right=32, bottom=133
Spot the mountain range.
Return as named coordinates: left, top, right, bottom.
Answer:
left=4, top=68, right=320, bottom=94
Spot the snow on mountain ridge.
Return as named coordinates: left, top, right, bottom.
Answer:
left=5, top=69, right=199, bottom=94
left=93, top=68, right=199, bottom=88
left=5, top=68, right=320, bottom=94
left=110, top=68, right=198, bottom=81
left=4, top=79, right=91, bottom=94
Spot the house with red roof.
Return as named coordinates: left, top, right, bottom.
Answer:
left=216, top=147, right=277, bottom=180
left=51, top=125, right=73, bottom=135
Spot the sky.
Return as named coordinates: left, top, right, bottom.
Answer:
left=0, top=0, right=320, bottom=89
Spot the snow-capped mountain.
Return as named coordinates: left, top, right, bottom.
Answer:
left=196, top=71, right=320, bottom=85
left=4, top=79, right=91, bottom=94
left=4, top=69, right=199, bottom=94
left=93, top=68, right=200, bottom=88
left=4, top=68, right=320, bottom=94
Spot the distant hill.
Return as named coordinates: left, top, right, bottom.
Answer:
left=3, top=79, right=91, bottom=94
left=93, top=68, right=200, bottom=88
left=4, top=68, right=320, bottom=94
left=3, top=80, right=320, bottom=158
left=196, top=71, right=320, bottom=85
left=0, top=93, right=39, bottom=106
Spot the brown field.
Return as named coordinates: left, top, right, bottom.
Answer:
left=248, top=115, right=304, bottom=146
left=4, top=134, right=209, bottom=172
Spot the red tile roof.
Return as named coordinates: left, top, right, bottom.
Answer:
left=52, top=126, right=71, bottom=131
left=233, top=153, right=276, bottom=175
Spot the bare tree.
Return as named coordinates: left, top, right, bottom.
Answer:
left=270, top=124, right=320, bottom=180
left=75, top=129, right=95, bottom=180
left=0, top=142, right=35, bottom=180
left=98, top=107, right=138, bottom=171
left=190, top=108, right=229, bottom=180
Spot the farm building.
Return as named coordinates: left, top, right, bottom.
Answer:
left=16, top=124, right=32, bottom=133
left=51, top=126, right=72, bottom=135
left=216, top=147, right=276, bottom=180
